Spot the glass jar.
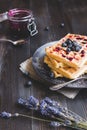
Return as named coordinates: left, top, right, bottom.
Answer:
left=7, top=8, right=38, bottom=36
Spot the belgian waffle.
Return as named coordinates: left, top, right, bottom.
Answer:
left=44, top=55, right=87, bottom=79
left=46, top=33, right=87, bottom=68
left=44, top=55, right=63, bottom=78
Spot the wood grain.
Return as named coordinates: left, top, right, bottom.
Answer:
left=0, top=0, right=87, bottom=130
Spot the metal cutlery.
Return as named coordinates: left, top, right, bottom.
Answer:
left=0, top=39, right=25, bottom=45
left=49, top=76, right=87, bottom=91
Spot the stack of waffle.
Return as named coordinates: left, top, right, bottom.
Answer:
left=44, top=33, right=87, bottom=79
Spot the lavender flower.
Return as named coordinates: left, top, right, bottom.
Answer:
left=40, top=97, right=65, bottom=117
left=44, top=97, right=59, bottom=107
left=18, top=96, right=39, bottom=110
left=64, top=120, right=72, bottom=126
left=39, top=100, right=49, bottom=116
left=27, top=96, right=39, bottom=109
left=0, top=111, right=12, bottom=118
left=46, top=105, right=66, bottom=118
left=18, top=98, right=27, bottom=106
left=43, top=97, right=66, bottom=115
left=50, top=121, right=62, bottom=127
left=18, top=98, right=32, bottom=108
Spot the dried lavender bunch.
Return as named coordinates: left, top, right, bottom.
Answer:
left=17, top=96, right=87, bottom=129
left=1, top=96, right=86, bottom=129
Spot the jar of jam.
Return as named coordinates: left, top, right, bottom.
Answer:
left=7, top=8, right=38, bottom=36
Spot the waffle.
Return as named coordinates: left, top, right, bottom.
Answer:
left=45, top=33, right=87, bottom=68
left=44, top=55, right=87, bottom=79
left=44, top=55, right=63, bottom=78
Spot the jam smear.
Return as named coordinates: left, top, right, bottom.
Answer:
left=82, top=42, right=86, bottom=44
left=54, top=47, right=61, bottom=52
left=67, top=57, right=73, bottom=61
left=81, top=50, right=85, bottom=54
left=62, top=54, right=66, bottom=57
left=76, top=37, right=83, bottom=40
left=84, top=39, right=87, bottom=41
left=80, top=50, right=85, bottom=57
left=81, top=54, right=85, bottom=57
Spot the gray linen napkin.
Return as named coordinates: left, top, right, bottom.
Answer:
left=19, top=58, right=80, bottom=99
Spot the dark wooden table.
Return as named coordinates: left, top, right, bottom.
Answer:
left=0, top=0, right=87, bottom=130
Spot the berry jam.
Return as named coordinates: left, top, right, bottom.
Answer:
left=84, top=39, right=87, bottom=41
left=67, top=57, right=73, bottom=61
left=7, top=8, right=33, bottom=35
left=54, top=47, right=61, bottom=52
left=76, top=37, right=82, bottom=40
left=81, top=50, right=85, bottom=54
left=13, top=12, right=28, bottom=18
left=80, top=50, right=85, bottom=57
left=62, top=54, right=66, bottom=57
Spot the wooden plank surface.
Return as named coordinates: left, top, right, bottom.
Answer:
left=0, top=0, right=87, bottom=130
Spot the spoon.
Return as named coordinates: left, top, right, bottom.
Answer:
left=49, top=76, right=87, bottom=91
left=0, top=38, right=25, bottom=45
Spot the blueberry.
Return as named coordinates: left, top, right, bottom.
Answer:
left=62, top=42, right=67, bottom=47
left=66, top=39, right=72, bottom=44
left=66, top=47, right=71, bottom=53
left=48, top=71, right=54, bottom=78
left=73, top=41, right=78, bottom=47
left=75, top=46, right=81, bottom=52
left=44, top=26, right=49, bottom=31
left=27, top=81, right=32, bottom=86
left=25, top=81, right=32, bottom=87
left=71, top=46, right=75, bottom=51
left=65, top=39, right=73, bottom=48
left=68, top=43, right=73, bottom=48
left=79, top=45, right=82, bottom=49
left=60, top=23, right=65, bottom=28
left=73, top=41, right=82, bottom=52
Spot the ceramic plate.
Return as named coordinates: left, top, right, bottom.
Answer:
left=32, top=41, right=87, bottom=88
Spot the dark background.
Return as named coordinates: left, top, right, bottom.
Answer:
left=0, top=0, right=87, bottom=130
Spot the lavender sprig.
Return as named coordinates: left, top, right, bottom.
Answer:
left=0, top=111, right=65, bottom=127
left=17, top=96, right=87, bottom=129
left=0, top=111, right=86, bottom=130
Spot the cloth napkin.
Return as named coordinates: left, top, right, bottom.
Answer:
left=19, top=58, right=80, bottom=99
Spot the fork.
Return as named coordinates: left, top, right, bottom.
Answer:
left=49, top=76, right=87, bottom=91
left=0, top=38, right=25, bottom=45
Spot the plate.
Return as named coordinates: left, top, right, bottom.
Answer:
left=32, top=41, right=87, bottom=88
